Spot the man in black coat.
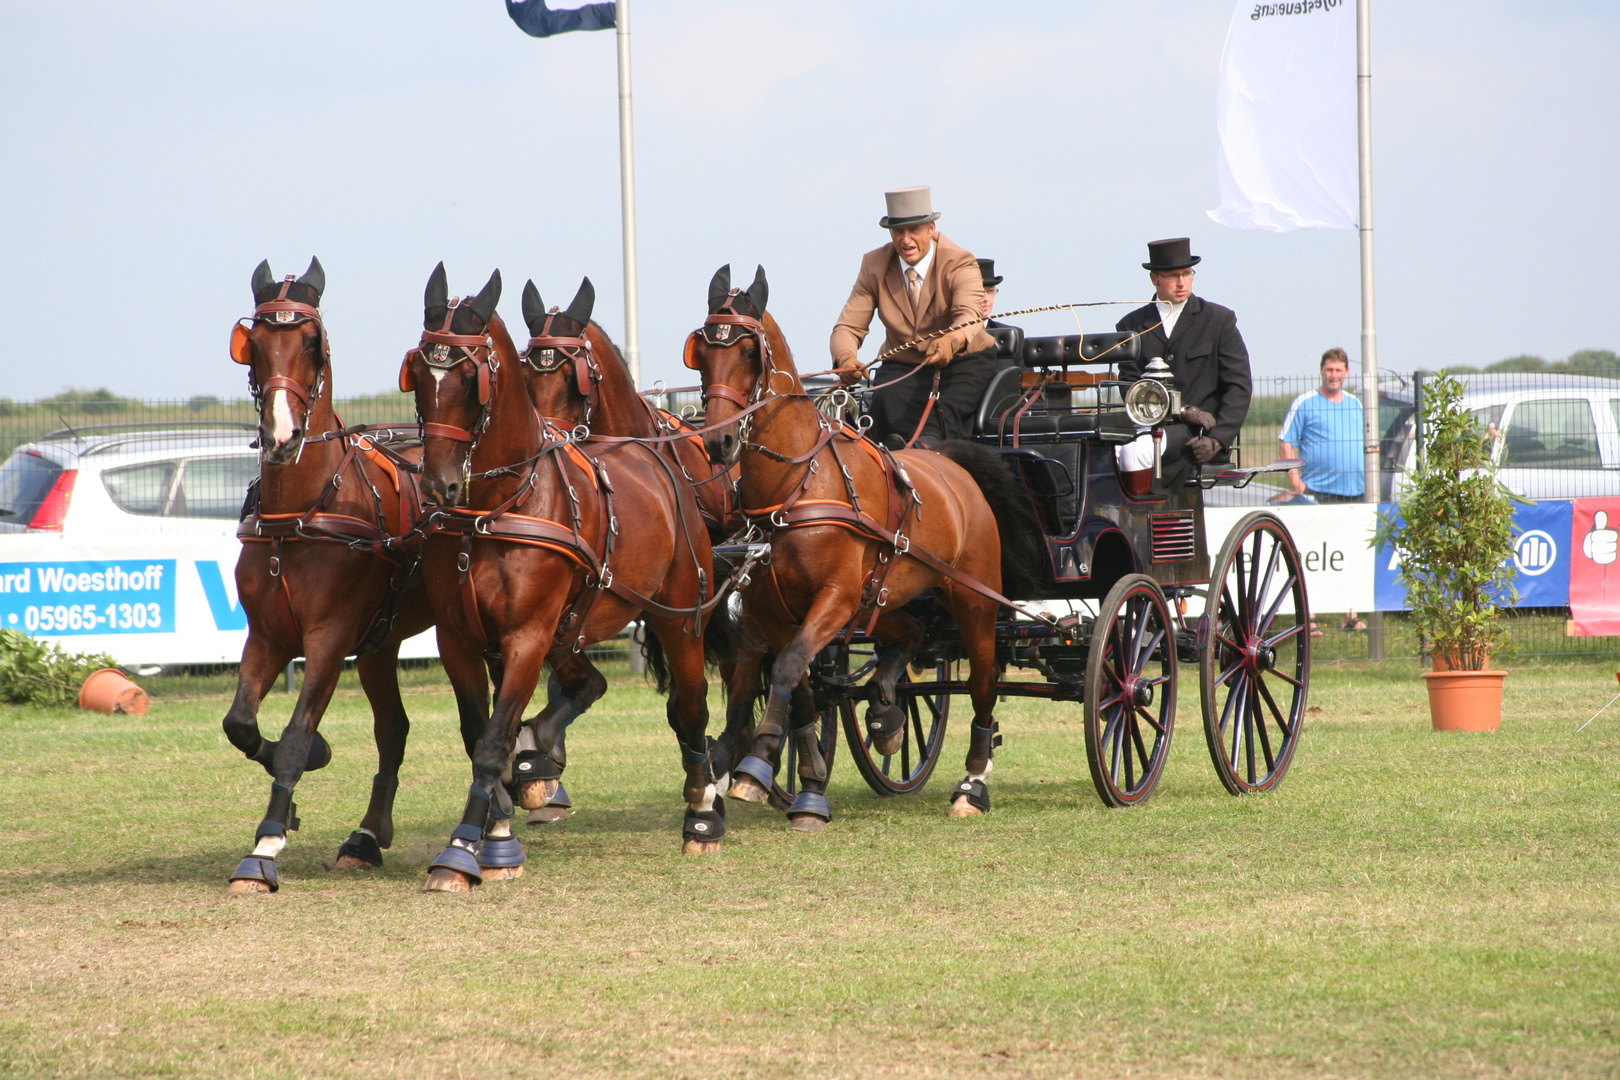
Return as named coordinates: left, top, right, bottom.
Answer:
left=1115, top=237, right=1253, bottom=495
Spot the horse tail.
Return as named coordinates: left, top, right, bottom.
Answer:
left=934, top=440, right=1043, bottom=600
left=636, top=621, right=672, bottom=695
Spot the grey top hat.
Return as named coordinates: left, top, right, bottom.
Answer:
left=880, top=186, right=942, bottom=230
left=1142, top=237, right=1201, bottom=272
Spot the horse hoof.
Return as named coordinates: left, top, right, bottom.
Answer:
left=872, top=732, right=905, bottom=757
left=787, top=814, right=826, bottom=833
left=728, top=776, right=770, bottom=804
left=517, top=779, right=556, bottom=810
left=333, top=855, right=375, bottom=872
left=948, top=796, right=984, bottom=818
left=228, top=878, right=274, bottom=895
left=480, top=864, right=525, bottom=881
left=527, top=805, right=571, bottom=825
left=423, top=868, right=477, bottom=893
left=682, top=838, right=723, bottom=855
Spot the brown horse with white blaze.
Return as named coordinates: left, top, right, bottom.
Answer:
left=689, top=265, right=1040, bottom=824
left=223, top=257, right=435, bottom=894
left=405, top=264, right=725, bottom=891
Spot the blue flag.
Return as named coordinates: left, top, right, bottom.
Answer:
left=506, top=0, right=615, bottom=37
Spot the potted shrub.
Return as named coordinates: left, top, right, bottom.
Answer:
left=1373, top=373, right=1517, bottom=731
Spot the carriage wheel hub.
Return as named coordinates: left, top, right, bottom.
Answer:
left=1131, top=680, right=1154, bottom=707
left=1249, top=643, right=1275, bottom=671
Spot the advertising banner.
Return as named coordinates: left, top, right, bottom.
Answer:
left=1205, top=503, right=1376, bottom=613
left=1374, top=500, right=1575, bottom=611
left=0, top=530, right=436, bottom=666
left=1569, top=497, right=1620, bottom=635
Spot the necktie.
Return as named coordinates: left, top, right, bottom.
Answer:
left=905, top=267, right=922, bottom=313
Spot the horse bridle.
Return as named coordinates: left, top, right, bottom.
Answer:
left=232, top=275, right=331, bottom=434
left=398, top=297, right=499, bottom=447
left=522, top=310, right=599, bottom=427
left=684, top=291, right=782, bottom=422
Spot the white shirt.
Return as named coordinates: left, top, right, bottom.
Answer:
left=1155, top=297, right=1187, bottom=339
left=897, top=242, right=936, bottom=283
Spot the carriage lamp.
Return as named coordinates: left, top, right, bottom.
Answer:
left=1123, top=358, right=1181, bottom=428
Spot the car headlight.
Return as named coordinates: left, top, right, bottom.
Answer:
left=1124, top=378, right=1174, bottom=427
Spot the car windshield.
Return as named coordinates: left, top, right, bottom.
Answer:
left=0, top=450, right=64, bottom=522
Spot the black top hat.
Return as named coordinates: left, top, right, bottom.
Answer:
left=1142, top=237, right=1201, bottom=272
left=977, top=259, right=1003, bottom=288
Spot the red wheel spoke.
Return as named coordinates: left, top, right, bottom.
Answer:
left=1265, top=623, right=1305, bottom=648
left=1243, top=685, right=1259, bottom=783
left=1256, top=572, right=1298, bottom=635
left=1129, top=716, right=1151, bottom=779
left=1134, top=703, right=1165, bottom=735
left=1269, top=668, right=1305, bottom=690
left=1212, top=659, right=1244, bottom=690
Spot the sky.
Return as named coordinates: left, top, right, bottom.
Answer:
left=1, top=0, right=1616, bottom=402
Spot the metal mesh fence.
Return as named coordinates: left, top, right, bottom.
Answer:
left=2, top=377, right=1615, bottom=671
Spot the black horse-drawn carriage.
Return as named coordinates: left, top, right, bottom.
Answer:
left=716, top=325, right=1312, bottom=810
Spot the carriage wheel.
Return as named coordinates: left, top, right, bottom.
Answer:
left=1199, top=511, right=1310, bottom=795
left=1083, top=574, right=1177, bottom=807
left=840, top=656, right=951, bottom=796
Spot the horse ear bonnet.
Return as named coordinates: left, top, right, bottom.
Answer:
left=297, top=257, right=325, bottom=301
left=468, top=269, right=502, bottom=324
left=424, top=262, right=449, bottom=324
left=746, top=265, right=769, bottom=316
left=565, top=277, right=595, bottom=326
left=708, top=264, right=732, bottom=312
left=521, top=280, right=546, bottom=335
left=251, top=260, right=275, bottom=302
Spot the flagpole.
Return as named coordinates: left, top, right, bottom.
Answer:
left=615, top=0, right=641, bottom=387
left=1357, top=0, right=1377, bottom=506
left=1357, top=0, right=1385, bottom=658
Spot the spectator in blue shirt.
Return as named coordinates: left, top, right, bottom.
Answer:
left=1278, top=347, right=1364, bottom=503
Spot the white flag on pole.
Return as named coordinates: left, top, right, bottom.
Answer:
left=1208, top=0, right=1357, bottom=232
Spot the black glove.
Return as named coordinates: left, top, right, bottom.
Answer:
left=1188, top=435, right=1222, bottom=464
left=1179, top=406, right=1217, bottom=430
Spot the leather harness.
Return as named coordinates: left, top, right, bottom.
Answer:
left=691, top=295, right=1063, bottom=639
left=235, top=280, right=424, bottom=655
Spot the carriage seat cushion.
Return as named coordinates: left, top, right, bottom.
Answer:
left=1021, top=332, right=1140, bottom=368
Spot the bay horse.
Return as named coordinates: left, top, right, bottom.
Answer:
left=404, top=264, right=724, bottom=891
left=688, top=265, right=1040, bottom=826
left=517, top=275, right=764, bottom=798
left=223, top=258, right=435, bottom=894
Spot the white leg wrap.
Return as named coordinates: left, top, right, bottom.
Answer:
left=252, top=834, right=287, bottom=859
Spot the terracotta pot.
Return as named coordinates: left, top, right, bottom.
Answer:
left=1430, top=646, right=1492, bottom=672
left=1421, top=669, right=1505, bottom=732
left=78, top=668, right=149, bottom=715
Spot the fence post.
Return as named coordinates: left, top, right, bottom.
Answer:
left=283, top=660, right=296, bottom=693
left=628, top=624, right=647, bottom=675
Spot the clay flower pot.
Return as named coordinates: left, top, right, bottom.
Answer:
left=79, top=668, right=149, bottom=715
left=1421, top=669, right=1505, bottom=732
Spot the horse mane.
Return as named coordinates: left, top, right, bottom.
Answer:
left=585, top=320, right=658, bottom=437
left=486, top=312, right=519, bottom=364
left=760, top=311, right=804, bottom=393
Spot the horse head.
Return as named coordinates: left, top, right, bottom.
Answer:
left=686, top=263, right=779, bottom=466
left=232, top=257, right=328, bottom=466
left=399, top=262, right=503, bottom=506
left=519, top=277, right=598, bottom=426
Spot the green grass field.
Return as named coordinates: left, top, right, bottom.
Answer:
left=2, top=661, right=1618, bottom=1079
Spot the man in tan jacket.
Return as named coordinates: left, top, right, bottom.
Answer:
left=831, top=186, right=999, bottom=447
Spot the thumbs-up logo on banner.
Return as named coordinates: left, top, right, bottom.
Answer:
left=1584, top=510, right=1619, bottom=566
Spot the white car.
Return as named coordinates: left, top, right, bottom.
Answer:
left=0, top=422, right=439, bottom=666
left=0, top=423, right=260, bottom=537
left=1391, top=374, right=1620, bottom=500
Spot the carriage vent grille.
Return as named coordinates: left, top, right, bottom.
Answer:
left=1149, top=512, right=1196, bottom=563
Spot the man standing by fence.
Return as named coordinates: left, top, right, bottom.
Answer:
left=1278, top=347, right=1365, bottom=503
